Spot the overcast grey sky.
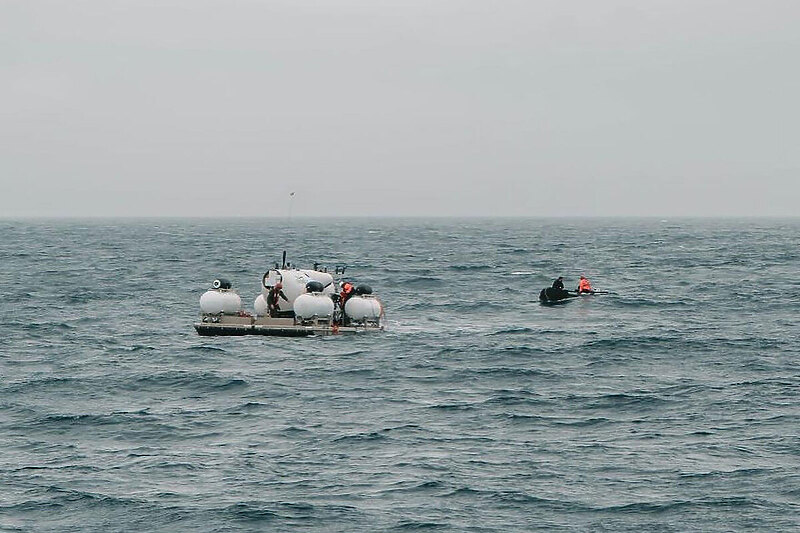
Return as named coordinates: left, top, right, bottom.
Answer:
left=2, top=0, right=798, bottom=217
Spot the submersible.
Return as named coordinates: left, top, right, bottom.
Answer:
left=194, top=259, right=385, bottom=337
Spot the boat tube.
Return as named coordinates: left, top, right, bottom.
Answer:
left=538, top=287, right=578, bottom=304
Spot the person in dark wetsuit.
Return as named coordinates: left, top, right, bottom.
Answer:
left=267, top=282, right=289, bottom=317
left=549, top=276, right=571, bottom=299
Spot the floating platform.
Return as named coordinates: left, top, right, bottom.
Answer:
left=194, top=314, right=383, bottom=337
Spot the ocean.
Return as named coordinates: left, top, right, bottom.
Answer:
left=1, top=217, right=798, bottom=532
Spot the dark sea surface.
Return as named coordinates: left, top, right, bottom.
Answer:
left=1, top=217, right=798, bottom=532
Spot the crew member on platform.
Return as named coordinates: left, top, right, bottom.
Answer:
left=339, top=281, right=355, bottom=308
left=577, top=275, right=593, bottom=294
left=267, top=282, right=288, bottom=317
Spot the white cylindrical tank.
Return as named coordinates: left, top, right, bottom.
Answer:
left=200, top=290, right=224, bottom=314
left=294, top=293, right=335, bottom=319
left=253, top=294, right=268, bottom=316
left=301, top=270, right=335, bottom=295
left=344, top=295, right=383, bottom=321
left=200, top=290, right=242, bottom=315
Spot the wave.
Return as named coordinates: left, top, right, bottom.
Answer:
left=490, top=491, right=569, bottom=507
left=186, top=345, right=228, bottom=354
left=20, top=321, right=76, bottom=331
left=448, top=264, right=492, bottom=271
left=3, top=376, right=85, bottom=393
left=141, top=461, right=201, bottom=472
left=677, top=468, right=773, bottom=479
left=388, top=519, right=449, bottom=530
left=374, top=480, right=447, bottom=498
left=441, top=487, right=575, bottom=511
left=579, top=335, right=685, bottom=351
left=39, top=486, right=151, bottom=510
left=595, top=496, right=768, bottom=514
left=331, top=350, right=370, bottom=358
left=279, top=425, right=313, bottom=434
left=426, top=402, right=477, bottom=411
left=398, top=301, right=505, bottom=312
left=400, top=277, right=443, bottom=288
left=484, top=393, right=551, bottom=407
left=64, top=291, right=110, bottom=304
left=612, top=297, right=694, bottom=308
left=13, top=463, right=101, bottom=473
left=25, top=410, right=155, bottom=429
left=426, top=344, right=547, bottom=360
left=552, top=417, right=611, bottom=427
left=440, top=486, right=486, bottom=498
left=332, top=431, right=387, bottom=443
left=486, top=326, right=537, bottom=336
left=580, top=392, right=671, bottom=410
left=130, top=372, right=248, bottom=392
left=222, top=502, right=280, bottom=521
left=379, top=423, right=423, bottom=433
left=218, top=500, right=362, bottom=524
left=224, top=402, right=268, bottom=414
left=0, top=485, right=155, bottom=514
left=496, top=345, right=550, bottom=357
left=458, top=366, right=554, bottom=378
left=118, top=344, right=156, bottom=352
left=506, top=413, right=548, bottom=423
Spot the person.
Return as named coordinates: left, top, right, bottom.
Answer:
left=266, top=282, right=288, bottom=317
left=339, top=281, right=355, bottom=308
left=337, top=281, right=356, bottom=326
left=552, top=276, right=565, bottom=290
left=577, top=275, right=593, bottom=294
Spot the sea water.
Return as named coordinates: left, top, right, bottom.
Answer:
left=1, top=218, right=798, bottom=532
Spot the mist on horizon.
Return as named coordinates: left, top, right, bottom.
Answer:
left=2, top=1, right=799, bottom=218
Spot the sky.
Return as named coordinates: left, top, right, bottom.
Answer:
left=1, top=0, right=799, bottom=217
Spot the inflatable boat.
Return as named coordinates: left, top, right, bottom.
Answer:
left=539, top=287, right=608, bottom=305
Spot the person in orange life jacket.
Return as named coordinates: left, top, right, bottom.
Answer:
left=337, top=281, right=355, bottom=326
left=339, top=281, right=355, bottom=308
left=267, top=282, right=288, bottom=317
left=577, top=275, right=593, bottom=294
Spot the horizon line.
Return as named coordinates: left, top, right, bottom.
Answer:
left=2, top=214, right=798, bottom=221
